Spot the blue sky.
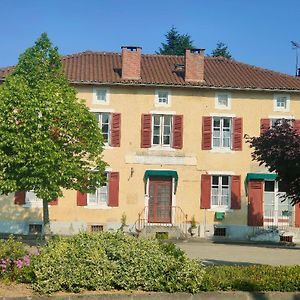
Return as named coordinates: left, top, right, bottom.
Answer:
left=1, top=0, right=300, bottom=75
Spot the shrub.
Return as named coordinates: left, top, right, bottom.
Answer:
left=31, top=232, right=204, bottom=294
left=201, top=265, right=300, bottom=292
left=0, top=236, right=33, bottom=282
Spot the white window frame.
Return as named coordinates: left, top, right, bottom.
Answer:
left=87, top=173, right=109, bottom=208
left=215, top=92, right=231, bottom=110
left=93, top=87, right=110, bottom=105
left=151, top=114, right=173, bottom=148
left=273, top=94, right=290, bottom=112
left=23, top=191, right=43, bottom=208
left=212, top=116, right=232, bottom=149
left=210, top=175, right=231, bottom=211
left=155, top=90, right=171, bottom=107
left=93, top=112, right=111, bottom=146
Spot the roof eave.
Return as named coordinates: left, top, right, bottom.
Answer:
left=69, top=80, right=300, bottom=93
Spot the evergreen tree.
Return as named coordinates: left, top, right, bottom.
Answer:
left=211, top=41, right=233, bottom=59
left=157, top=26, right=194, bottom=55
left=0, top=33, right=106, bottom=233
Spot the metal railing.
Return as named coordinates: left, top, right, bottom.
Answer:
left=131, top=206, right=189, bottom=237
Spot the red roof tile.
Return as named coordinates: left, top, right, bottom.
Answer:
left=1, top=51, right=300, bottom=91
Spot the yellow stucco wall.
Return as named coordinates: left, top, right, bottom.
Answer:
left=1, top=85, right=299, bottom=230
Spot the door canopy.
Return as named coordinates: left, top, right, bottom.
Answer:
left=245, top=173, right=278, bottom=195
left=144, top=170, right=178, bottom=182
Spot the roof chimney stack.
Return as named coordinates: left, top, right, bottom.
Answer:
left=184, top=48, right=205, bottom=82
left=121, top=46, right=142, bottom=80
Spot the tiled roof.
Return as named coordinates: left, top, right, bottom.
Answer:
left=1, top=51, right=300, bottom=91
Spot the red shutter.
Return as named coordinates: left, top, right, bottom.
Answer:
left=293, top=119, right=300, bottom=135
left=260, top=119, right=270, bottom=135
left=108, top=172, right=119, bottom=207
left=201, top=174, right=211, bottom=209
left=141, top=114, right=152, bottom=148
left=247, top=180, right=264, bottom=226
left=232, top=118, right=243, bottom=151
left=231, top=176, right=241, bottom=209
left=49, top=198, right=58, bottom=205
left=172, top=115, right=183, bottom=149
left=295, top=204, right=300, bottom=227
left=202, top=116, right=212, bottom=150
left=110, top=113, right=121, bottom=147
left=77, top=191, right=87, bottom=206
left=14, top=191, right=26, bottom=205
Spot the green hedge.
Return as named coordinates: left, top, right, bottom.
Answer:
left=201, top=265, right=300, bottom=292
left=31, top=232, right=204, bottom=294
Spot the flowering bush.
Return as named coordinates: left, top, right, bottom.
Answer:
left=0, top=236, right=34, bottom=282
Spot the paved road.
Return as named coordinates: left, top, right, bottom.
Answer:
left=175, top=240, right=300, bottom=266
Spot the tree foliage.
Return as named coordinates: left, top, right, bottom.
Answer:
left=246, top=120, right=300, bottom=205
left=157, top=26, right=195, bottom=55
left=0, top=33, right=106, bottom=228
left=211, top=41, right=233, bottom=59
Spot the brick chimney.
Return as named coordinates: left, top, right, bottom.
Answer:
left=121, top=46, right=142, bottom=80
left=184, top=48, right=205, bottom=82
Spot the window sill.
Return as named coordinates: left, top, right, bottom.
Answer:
left=209, top=207, right=232, bottom=212
left=84, top=205, right=112, bottom=210
left=149, top=146, right=176, bottom=151
left=209, top=148, right=234, bottom=153
left=23, top=203, right=43, bottom=208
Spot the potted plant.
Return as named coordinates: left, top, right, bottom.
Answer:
left=190, top=215, right=197, bottom=237
left=120, top=213, right=130, bottom=233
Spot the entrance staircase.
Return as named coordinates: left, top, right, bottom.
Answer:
left=130, top=206, right=189, bottom=239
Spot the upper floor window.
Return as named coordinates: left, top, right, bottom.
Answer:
left=202, top=116, right=242, bottom=151
left=271, top=118, right=293, bottom=127
left=94, top=112, right=111, bottom=143
left=93, top=87, right=109, bottom=104
left=213, top=117, right=232, bottom=148
left=92, top=112, right=121, bottom=147
left=25, top=191, right=42, bottom=206
left=155, top=90, right=171, bottom=107
left=152, top=114, right=172, bottom=146
left=88, top=174, right=108, bottom=207
left=215, top=92, right=231, bottom=110
left=273, top=94, right=290, bottom=112
left=211, top=175, right=230, bottom=209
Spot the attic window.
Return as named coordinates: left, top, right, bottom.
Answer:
left=174, top=64, right=185, bottom=72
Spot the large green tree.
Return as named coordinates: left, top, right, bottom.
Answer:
left=211, top=41, right=233, bottom=59
left=157, top=26, right=195, bottom=55
left=0, top=33, right=106, bottom=233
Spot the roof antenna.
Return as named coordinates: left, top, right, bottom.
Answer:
left=291, top=41, right=300, bottom=76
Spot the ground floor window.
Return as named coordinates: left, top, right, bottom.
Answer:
left=263, top=180, right=293, bottom=226
left=211, top=175, right=230, bottom=209
left=88, top=174, right=108, bottom=206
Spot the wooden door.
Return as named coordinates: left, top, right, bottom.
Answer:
left=148, top=177, right=172, bottom=223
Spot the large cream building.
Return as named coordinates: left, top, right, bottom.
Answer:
left=1, top=46, right=300, bottom=242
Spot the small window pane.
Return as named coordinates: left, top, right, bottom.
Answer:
left=212, top=176, right=219, bottom=185
left=276, top=97, right=287, bottom=108
left=264, top=181, right=275, bottom=192
left=223, top=118, right=230, bottom=128
left=96, top=89, right=107, bottom=102
left=153, top=136, right=160, bottom=145
left=218, top=94, right=228, bottom=107
left=222, top=176, right=229, bottom=186
left=214, top=118, right=221, bottom=127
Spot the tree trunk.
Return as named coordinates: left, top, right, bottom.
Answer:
left=42, top=198, right=51, bottom=236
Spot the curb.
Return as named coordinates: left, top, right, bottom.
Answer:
left=1, top=292, right=300, bottom=300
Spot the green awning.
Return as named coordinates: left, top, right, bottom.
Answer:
left=246, top=173, right=277, bottom=182
left=245, top=173, right=278, bottom=195
left=144, top=170, right=178, bottom=181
